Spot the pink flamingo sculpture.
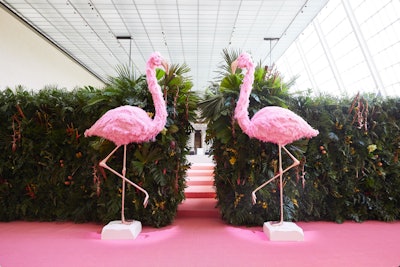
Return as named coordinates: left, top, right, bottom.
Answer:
left=85, top=52, right=168, bottom=224
left=232, top=52, right=319, bottom=226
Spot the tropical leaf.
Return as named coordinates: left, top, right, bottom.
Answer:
left=197, top=94, right=225, bottom=122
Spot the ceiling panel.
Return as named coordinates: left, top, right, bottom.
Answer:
left=1, top=0, right=328, bottom=92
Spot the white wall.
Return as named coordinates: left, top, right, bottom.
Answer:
left=0, top=7, right=105, bottom=91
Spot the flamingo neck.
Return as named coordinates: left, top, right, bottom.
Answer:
left=234, top=62, right=255, bottom=136
left=146, top=67, right=167, bottom=133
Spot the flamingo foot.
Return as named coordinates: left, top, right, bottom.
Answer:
left=251, top=191, right=257, bottom=205
left=121, top=214, right=130, bottom=225
left=143, top=192, right=149, bottom=208
left=270, top=220, right=284, bottom=227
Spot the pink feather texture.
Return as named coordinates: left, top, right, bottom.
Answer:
left=84, top=52, right=167, bottom=145
left=234, top=53, right=319, bottom=145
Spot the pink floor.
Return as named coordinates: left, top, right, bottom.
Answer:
left=1, top=199, right=399, bottom=267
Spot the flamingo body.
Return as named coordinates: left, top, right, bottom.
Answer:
left=247, top=106, right=319, bottom=146
left=85, top=51, right=167, bottom=145
left=85, top=105, right=161, bottom=146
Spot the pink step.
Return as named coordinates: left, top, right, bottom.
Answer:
left=184, top=191, right=216, bottom=198
left=189, top=164, right=214, bottom=170
left=186, top=180, right=213, bottom=186
left=185, top=162, right=215, bottom=198
left=177, top=198, right=218, bottom=217
left=187, top=171, right=213, bottom=178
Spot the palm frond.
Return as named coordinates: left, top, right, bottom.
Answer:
left=197, top=94, right=225, bottom=122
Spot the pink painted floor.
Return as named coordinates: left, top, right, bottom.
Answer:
left=1, top=199, right=399, bottom=267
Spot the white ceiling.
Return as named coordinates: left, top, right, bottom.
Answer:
left=1, top=0, right=328, bottom=92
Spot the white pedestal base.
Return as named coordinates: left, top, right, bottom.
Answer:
left=263, top=221, right=304, bottom=241
left=101, top=220, right=142, bottom=240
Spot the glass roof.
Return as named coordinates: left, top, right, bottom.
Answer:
left=277, top=0, right=400, bottom=97
left=1, top=0, right=329, bottom=92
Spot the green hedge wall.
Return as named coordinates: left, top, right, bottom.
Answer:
left=294, top=95, right=400, bottom=223
left=0, top=65, right=198, bottom=227
left=199, top=50, right=400, bottom=225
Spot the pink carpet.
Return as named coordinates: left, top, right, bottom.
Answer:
left=1, top=199, right=399, bottom=267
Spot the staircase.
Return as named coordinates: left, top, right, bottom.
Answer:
left=185, top=161, right=215, bottom=198
left=178, top=155, right=218, bottom=217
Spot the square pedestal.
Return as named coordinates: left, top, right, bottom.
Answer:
left=101, top=220, right=142, bottom=240
left=263, top=221, right=304, bottom=241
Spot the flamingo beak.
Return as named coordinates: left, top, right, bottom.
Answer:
left=231, top=59, right=238, bottom=74
left=161, top=60, right=169, bottom=74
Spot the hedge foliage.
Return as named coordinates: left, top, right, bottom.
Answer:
left=199, top=49, right=400, bottom=225
left=0, top=64, right=198, bottom=227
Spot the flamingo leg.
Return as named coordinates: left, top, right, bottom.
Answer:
left=251, top=144, right=300, bottom=226
left=99, top=145, right=150, bottom=225
left=121, top=145, right=127, bottom=223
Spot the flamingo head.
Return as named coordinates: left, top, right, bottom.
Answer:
left=148, top=52, right=169, bottom=73
left=231, top=52, right=253, bottom=73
